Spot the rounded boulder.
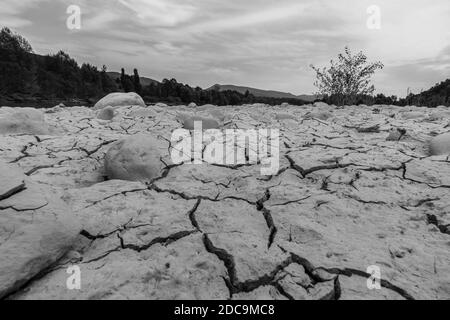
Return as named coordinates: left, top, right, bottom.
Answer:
left=429, top=132, right=450, bottom=156
left=93, top=92, right=146, bottom=110
left=105, top=134, right=169, bottom=182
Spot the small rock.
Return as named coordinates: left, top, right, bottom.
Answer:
left=177, top=113, right=221, bottom=130
left=275, top=113, right=295, bottom=121
left=303, top=111, right=333, bottom=121
left=313, top=102, right=330, bottom=109
left=65, top=250, right=83, bottom=262
left=45, top=103, right=64, bottom=114
left=387, top=128, right=407, bottom=141
left=357, top=124, right=380, bottom=133
left=97, top=106, right=116, bottom=121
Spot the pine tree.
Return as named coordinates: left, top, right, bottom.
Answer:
left=120, top=68, right=126, bottom=91
left=133, top=68, right=142, bottom=94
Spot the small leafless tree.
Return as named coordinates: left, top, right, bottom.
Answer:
left=310, top=47, right=384, bottom=105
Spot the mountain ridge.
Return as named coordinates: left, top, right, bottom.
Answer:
left=207, top=84, right=318, bottom=102
left=105, top=74, right=317, bottom=102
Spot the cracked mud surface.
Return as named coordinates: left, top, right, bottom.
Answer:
left=1, top=103, right=450, bottom=300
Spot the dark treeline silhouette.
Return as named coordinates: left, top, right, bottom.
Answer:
left=402, top=79, right=450, bottom=107
left=0, top=27, right=117, bottom=106
left=320, top=94, right=398, bottom=106
left=115, top=73, right=307, bottom=106
left=0, top=28, right=448, bottom=108
left=0, top=27, right=308, bottom=107
left=320, top=84, right=450, bottom=107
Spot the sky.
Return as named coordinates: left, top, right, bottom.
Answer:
left=1, top=0, right=449, bottom=97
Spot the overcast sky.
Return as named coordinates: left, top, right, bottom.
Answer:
left=2, top=0, right=449, bottom=97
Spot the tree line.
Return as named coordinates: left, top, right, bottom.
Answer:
left=0, top=27, right=308, bottom=107
left=320, top=87, right=449, bottom=108
left=116, top=70, right=307, bottom=106
left=311, top=46, right=449, bottom=107
left=0, top=27, right=117, bottom=102
left=1, top=27, right=448, bottom=107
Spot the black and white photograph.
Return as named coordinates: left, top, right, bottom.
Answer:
left=0, top=0, right=449, bottom=306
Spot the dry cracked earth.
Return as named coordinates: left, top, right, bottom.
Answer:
left=1, top=101, right=450, bottom=300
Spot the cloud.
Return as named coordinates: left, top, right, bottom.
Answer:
left=0, top=17, right=33, bottom=28
left=1, top=0, right=47, bottom=13
left=185, top=2, right=309, bottom=34
left=117, top=0, right=196, bottom=27
left=384, top=62, right=450, bottom=95
left=0, top=0, right=49, bottom=27
left=83, top=10, right=120, bottom=31
left=2, top=0, right=449, bottom=97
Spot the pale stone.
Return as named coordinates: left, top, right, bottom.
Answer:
left=104, top=134, right=169, bottom=182
left=97, top=106, right=116, bottom=121
left=429, top=132, right=450, bottom=156
left=93, top=92, right=145, bottom=110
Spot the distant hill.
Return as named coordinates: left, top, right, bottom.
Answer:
left=0, top=26, right=120, bottom=107
left=106, top=72, right=159, bottom=87
left=404, top=79, right=450, bottom=107
left=207, top=84, right=318, bottom=102
left=0, top=25, right=307, bottom=108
